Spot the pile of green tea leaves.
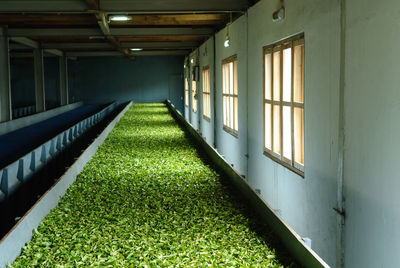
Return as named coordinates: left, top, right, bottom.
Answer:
left=11, top=103, right=296, bottom=267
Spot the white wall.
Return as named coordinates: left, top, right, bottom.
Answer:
left=215, top=15, right=248, bottom=176
left=184, top=57, right=190, bottom=122
left=189, top=50, right=200, bottom=131
left=181, top=0, right=400, bottom=267
left=199, top=37, right=215, bottom=146
left=344, top=0, right=400, bottom=267
left=246, top=0, right=341, bottom=266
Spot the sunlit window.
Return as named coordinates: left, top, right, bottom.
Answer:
left=222, top=55, right=238, bottom=136
left=192, top=80, right=197, bottom=113
left=185, top=78, right=189, bottom=107
left=202, top=67, right=211, bottom=121
left=263, top=34, right=304, bottom=175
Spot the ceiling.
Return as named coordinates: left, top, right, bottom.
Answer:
left=1, top=0, right=259, bottom=59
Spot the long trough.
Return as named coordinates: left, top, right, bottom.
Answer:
left=166, top=100, right=329, bottom=268
left=0, top=102, right=132, bottom=267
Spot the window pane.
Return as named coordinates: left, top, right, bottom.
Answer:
left=222, top=64, right=227, bottom=94
left=233, top=61, right=238, bottom=95
left=283, top=47, right=292, bottom=102
left=283, top=106, right=292, bottom=160
left=265, top=53, right=272, bottom=100
left=230, top=96, right=234, bottom=128
left=265, top=103, right=271, bottom=150
left=234, top=96, right=238, bottom=131
left=273, top=51, right=281, bottom=101
left=294, top=107, right=304, bottom=164
left=273, top=104, right=281, bottom=154
left=294, top=44, right=304, bottom=103
left=229, top=62, right=234, bottom=95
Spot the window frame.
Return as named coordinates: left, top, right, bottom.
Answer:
left=192, top=79, right=197, bottom=113
left=222, top=55, right=238, bottom=137
left=202, top=66, right=211, bottom=121
left=263, top=34, right=305, bottom=177
left=184, top=77, right=189, bottom=107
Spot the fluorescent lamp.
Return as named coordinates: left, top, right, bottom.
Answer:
left=109, top=15, right=132, bottom=22
left=130, top=48, right=143, bottom=51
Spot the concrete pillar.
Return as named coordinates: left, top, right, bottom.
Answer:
left=34, top=48, right=45, bottom=112
left=59, top=55, right=69, bottom=106
left=0, top=27, right=11, bottom=122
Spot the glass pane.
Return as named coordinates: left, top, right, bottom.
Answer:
left=234, top=97, right=238, bottom=131
left=294, top=107, right=304, bottom=164
left=265, top=53, right=272, bottom=100
left=273, top=104, right=281, bottom=154
left=229, top=62, right=234, bottom=95
left=230, top=96, right=234, bottom=128
left=233, top=61, right=238, bottom=95
left=294, top=44, right=304, bottom=103
left=273, top=51, right=281, bottom=101
left=264, top=103, right=271, bottom=150
left=283, top=106, right=292, bottom=160
left=222, top=64, right=227, bottom=94
left=283, top=47, right=292, bottom=102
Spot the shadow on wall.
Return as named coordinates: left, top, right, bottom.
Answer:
left=68, top=56, right=184, bottom=113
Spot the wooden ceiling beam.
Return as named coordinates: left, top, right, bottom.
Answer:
left=117, top=35, right=206, bottom=42
left=108, top=14, right=229, bottom=26
left=0, top=14, right=97, bottom=27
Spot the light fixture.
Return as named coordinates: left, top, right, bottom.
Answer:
left=130, top=48, right=143, bottom=51
left=109, top=15, right=132, bottom=22
left=224, top=34, right=230, bottom=48
left=89, top=36, right=105, bottom=40
left=224, top=13, right=232, bottom=48
left=190, top=58, right=194, bottom=64
left=272, top=0, right=285, bottom=22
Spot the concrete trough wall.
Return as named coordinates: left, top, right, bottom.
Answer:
left=0, top=102, right=118, bottom=202
left=0, top=102, right=132, bottom=268
left=0, top=102, right=83, bottom=136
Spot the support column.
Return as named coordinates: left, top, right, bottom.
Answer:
left=59, top=55, right=69, bottom=106
left=0, top=27, right=11, bottom=122
left=34, top=48, right=45, bottom=113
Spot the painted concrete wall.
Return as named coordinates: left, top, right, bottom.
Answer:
left=44, top=57, right=60, bottom=110
left=199, top=37, right=215, bottom=146
left=184, top=57, right=190, bottom=122
left=343, top=0, right=400, bottom=267
left=246, top=0, right=341, bottom=266
left=214, top=15, right=248, bottom=176
left=10, top=57, right=61, bottom=111
left=10, top=58, right=35, bottom=108
left=68, top=56, right=184, bottom=113
left=189, top=50, right=200, bottom=131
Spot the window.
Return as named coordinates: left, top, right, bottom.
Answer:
left=185, top=78, right=189, bottom=107
left=192, top=80, right=197, bottom=112
left=202, top=66, right=211, bottom=121
left=263, top=34, right=305, bottom=176
left=222, top=55, right=238, bottom=136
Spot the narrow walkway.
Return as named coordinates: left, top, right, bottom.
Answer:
left=12, top=103, right=295, bottom=267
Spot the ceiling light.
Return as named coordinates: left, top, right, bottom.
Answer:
left=109, top=15, right=132, bottom=22
left=224, top=38, right=230, bottom=48
left=130, top=48, right=143, bottom=51
left=89, top=36, right=105, bottom=40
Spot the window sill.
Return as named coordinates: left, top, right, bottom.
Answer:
left=263, top=150, right=304, bottom=178
left=203, top=115, right=211, bottom=122
left=223, top=125, right=238, bottom=138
